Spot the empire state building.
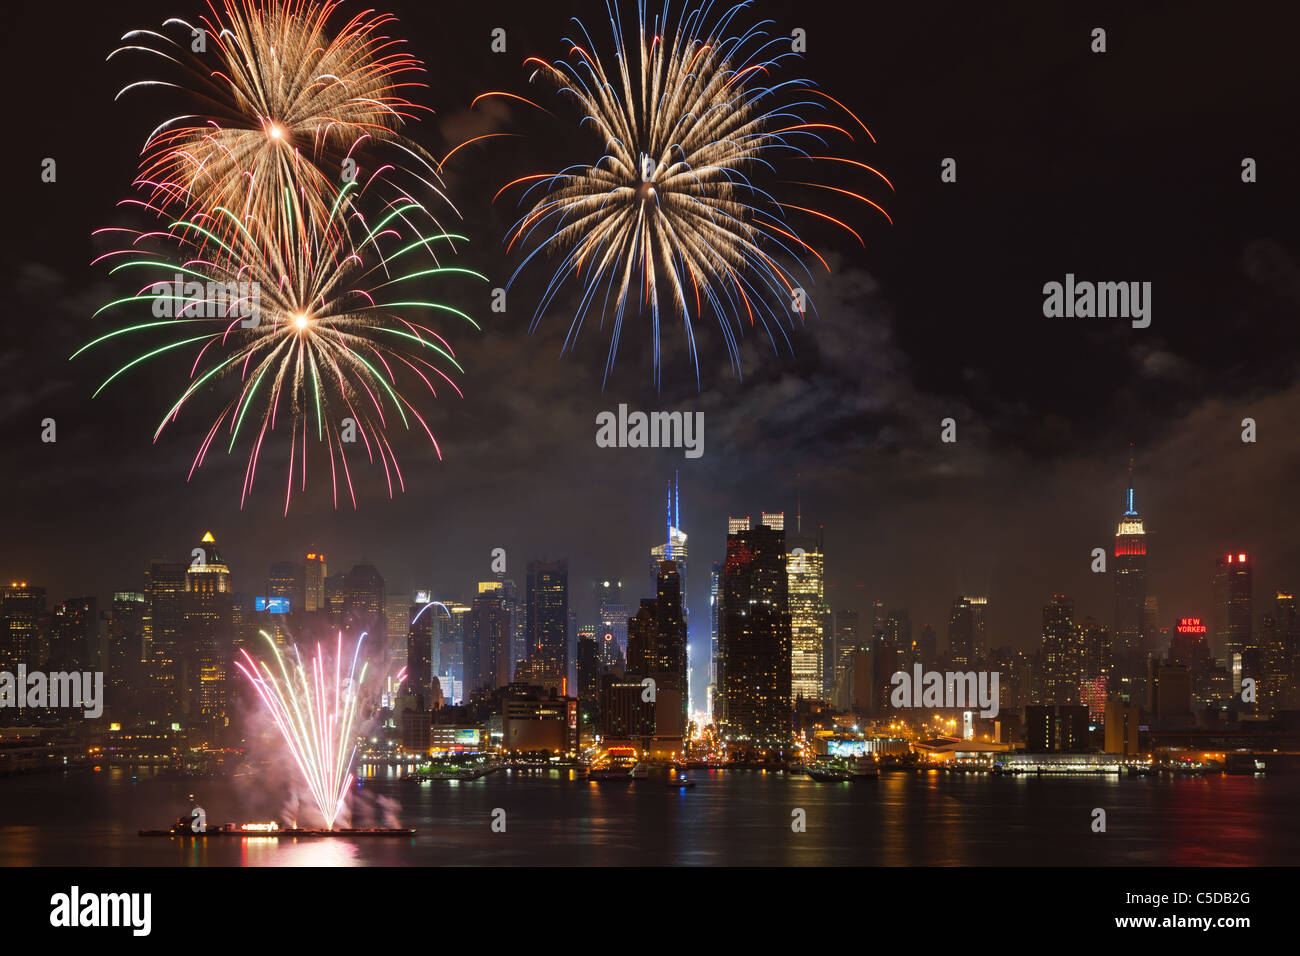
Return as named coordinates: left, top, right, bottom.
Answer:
left=1114, top=481, right=1147, bottom=661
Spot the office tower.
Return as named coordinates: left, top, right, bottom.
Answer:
left=872, top=600, right=886, bottom=641
left=626, top=600, right=657, bottom=676
left=833, top=609, right=862, bottom=684
left=303, top=551, right=327, bottom=612
left=1113, top=468, right=1148, bottom=659
left=342, top=563, right=386, bottom=652
left=384, top=594, right=412, bottom=667
left=50, top=596, right=97, bottom=670
left=1170, top=616, right=1210, bottom=665
left=1259, top=590, right=1298, bottom=714
left=577, top=634, right=601, bottom=725
left=467, top=590, right=511, bottom=693
left=598, top=625, right=625, bottom=676
left=268, top=560, right=304, bottom=612
left=1214, top=553, right=1254, bottom=693
left=598, top=598, right=629, bottom=670
left=108, top=592, right=146, bottom=713
left=787, top=519, right=826, bottom=702
left=407, top=599, right=435, bottom=709
left=1276, top=591, right=1299, bottom=710
left=948, top=597, right=975, bottom=667
left=875, top=609, right=911, bottom=710
left=1039, top=594, right=1080, bottom=705
left=497, top=578, right=526, bottom=678
left=728, top=516, right=751, bottom=535
left=143, top=560, right=186, bottom=717
left=883, top=609, right=912, bottom=651
left=918, top=623, right=937, bottom=670
left=1024, top=704, right=1089, bottom=752
left=650, top=476, right=688, bottom=568
left=652, top=560, right=688, bottom=734
left=593, top=580, right=627, bottom=676
left=1143, top=596, right=1161, bottom=655
left=1, top=582, right=46, bottom=672
left=821, top=607, right=835, bottom=697
left=444, top=602, right=470, bottom=686
left=970, top=597, right=988, bottom=661
left=324, top=571, right=346, bottom=628
left=849, top=650, right=873, bottom=716
left=709, top=560, right=721, bottom=703
left=1148, top=660, right=1193, bottom=726
left=594, top=578, right=623, bottom=607
left=718, top=516, right=792, bottom=753
left=623, top=561, right=689, bottom=738
left=1103, top=700, right=1141, bottom=755
left=526, top=559, right=569, bottom=693
left=649, top=474, right=689, bottom=691
left=1077, top=616, right=1112, bottom=719
left=184, top=532, right=233, bottom=728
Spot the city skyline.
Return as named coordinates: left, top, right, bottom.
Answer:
left=5, top=460, right=1296, bottom=718
left=4, top=0, right=1299, bottom=688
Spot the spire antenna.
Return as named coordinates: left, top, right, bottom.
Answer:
left=1125, top=442, right=1137, bottom=515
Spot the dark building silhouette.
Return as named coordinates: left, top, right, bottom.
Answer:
left=717, top=515, right=792, bottom=754
left=1214, top=552, right=1254, bottom=693
left=406, top=600, right=435, bottom=709
left=143, top=559, right=186, bottom=719
left=467, top=590, right=511, bottom=693
left=525, top=559, right=569, bottom=693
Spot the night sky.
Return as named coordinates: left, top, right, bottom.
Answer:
left=2, top=1, right=1299, bottom=706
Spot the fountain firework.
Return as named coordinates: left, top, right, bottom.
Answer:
left=236, top=630, right=369, bottom=829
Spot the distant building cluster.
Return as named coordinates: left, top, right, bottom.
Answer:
left=3, top=465, right=1299, bottom=770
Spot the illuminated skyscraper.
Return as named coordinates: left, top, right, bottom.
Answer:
left=384, top=593, right=412, bottom=667
left=650, top=474, right=688, bottom=648
left=184, top=532, right=233, bottom=728
left=303, top=551, right=327, bottom=612
left=598, top=598, right=628, bottom=671
left=1039, top=594, right=1080, bottom=705
left=708, top=560, right=721, bottom=715
left=1259, top=592, right=1294, bottom=716
left=1, top=582, right=46, bottom=672
left=324, top=571, right=346, bottom=627
left=787, top=518, right=826, bottom=702
left=1113, top=468, right=1147, bottom=659
left=948, top=597, right=976, bottom=667
left=1077, top=616, right=1112, bottom=720
left=268, top=560, right=304, bottom=612
left=718, top=516, right=792, bottom=753
left=1214, top=552, right=1254, bottom=694
left=342, top=564, right=386, bottom=652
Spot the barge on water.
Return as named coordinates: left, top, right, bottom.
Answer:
left=140, top=816, right=414, bottom=838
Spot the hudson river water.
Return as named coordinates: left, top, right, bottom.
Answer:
left=0, top=766, right=1291, bottom=865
